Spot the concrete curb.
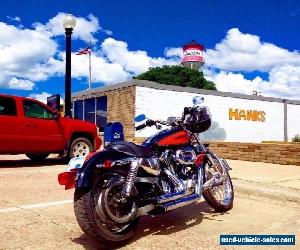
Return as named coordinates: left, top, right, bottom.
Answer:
left=233, top=179, right=300, bottom=204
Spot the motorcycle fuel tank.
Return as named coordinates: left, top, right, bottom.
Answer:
left=143, top=127, right=190, bottom=147
left=158, top=130, right=190, bottom=146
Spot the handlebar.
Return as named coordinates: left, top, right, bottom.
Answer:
left=135, top=118, right=181, bottom=131
left=135, top=106, right=201, bottom=131
left=135, top=123, right=148, bottom=131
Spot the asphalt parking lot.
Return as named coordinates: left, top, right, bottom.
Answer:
left=0, top=155, right=299, bottom=250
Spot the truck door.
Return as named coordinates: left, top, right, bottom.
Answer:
left=22, top=99, right=65, bottom=152
left=0, top=96, right=22, bottom=153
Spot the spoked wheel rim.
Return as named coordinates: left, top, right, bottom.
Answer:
left=210, top=172, right=233, bottom=206
left=206, top=163, right=233, bottom=206
left=72, top=141, right=90, bottom=157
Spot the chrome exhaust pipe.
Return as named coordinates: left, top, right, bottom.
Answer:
left=157, top=166, right=204, bottom=205
left=161, top=193, right=200, bottom=212
left=157, top=169, right=186, bottom=204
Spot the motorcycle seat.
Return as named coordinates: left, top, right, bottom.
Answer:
left=105, top=141, right=152, bottom=158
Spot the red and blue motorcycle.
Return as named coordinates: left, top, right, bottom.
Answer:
left=58, top=96, right=234, bottom=247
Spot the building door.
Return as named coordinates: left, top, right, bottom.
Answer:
left=96, top=96, right=107, bottom=132
left=74, top=100, right=84, bottom=120
left=84, top=98, right=95, bottom=124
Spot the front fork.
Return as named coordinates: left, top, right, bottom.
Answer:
left=192, top=132, right=231, bottom=189
left=202, top=153, right=230, bottom=190
left=195, top=166, right=204, bottom=198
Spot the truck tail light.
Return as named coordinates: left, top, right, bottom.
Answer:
left=58, top=169, right=78, bottom=190
left=84, top=151, right=97, bottom=162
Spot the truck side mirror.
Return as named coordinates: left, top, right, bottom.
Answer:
left=53, top=111, right=60, bottom=120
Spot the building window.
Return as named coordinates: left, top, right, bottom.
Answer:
left=0, top=97, right=17, bottom=116
left=84, top=98, right=95, bottom=124
left=74, top=100, right=84, bottom=120
left=96, top=96, right=107, bottom=132
left=73, top=96, right=107, bottom=131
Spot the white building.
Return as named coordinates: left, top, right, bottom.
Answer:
left=72, top=80, right=300, bottom=143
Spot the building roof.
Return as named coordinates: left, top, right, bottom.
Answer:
left=72, top=79, right=300, bottom=105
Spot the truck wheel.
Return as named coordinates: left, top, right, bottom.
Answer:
left=25, top=153, right=49, bottom=161
left=70, top=137, right=93, bottom=158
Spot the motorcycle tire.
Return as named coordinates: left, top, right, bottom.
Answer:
left=202, top=171, right=234, bottom=212
left=74, top=171, right=139, bottom=247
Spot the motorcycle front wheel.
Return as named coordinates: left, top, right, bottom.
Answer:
left=202, top=162, right=234, bottom=212
left=74, top=171, right=139, bottom=247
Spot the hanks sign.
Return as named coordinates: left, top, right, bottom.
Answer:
left=229, top=108, right=266, bottom=122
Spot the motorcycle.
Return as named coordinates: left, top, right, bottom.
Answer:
left=58, top=96, right=234, bottom=247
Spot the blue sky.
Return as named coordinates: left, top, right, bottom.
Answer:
left=0, top=0, right=300, bottom=101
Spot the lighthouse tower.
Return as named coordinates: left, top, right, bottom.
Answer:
left=182, top=40, right=205, bottom=71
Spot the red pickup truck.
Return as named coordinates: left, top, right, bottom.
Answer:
left=0, top=94, right=102, bottom=161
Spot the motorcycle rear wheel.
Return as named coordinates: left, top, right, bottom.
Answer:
left=74, top=172, right=139, bottom=247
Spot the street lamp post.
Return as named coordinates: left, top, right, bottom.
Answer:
left=63, top=14, right=76, bottom=117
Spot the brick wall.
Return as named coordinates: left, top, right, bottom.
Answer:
left=106, top=86, right=136, bottom=140
left=208, top=142, right=300, bottom=166
left=133, top=137, right=300, bottom=166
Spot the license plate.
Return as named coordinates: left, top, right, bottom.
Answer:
left=66, top=156, right=85, bottom=171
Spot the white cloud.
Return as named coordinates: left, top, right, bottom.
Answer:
left=29, top=91, right=64, bottom=104
left=164, top=47, right=183, bottom=58
left=1, top=14, right=299, bottom=101
left=6, top=16, right=21, bottom=22
left=104, top=29, right=113, bottom=36
left=206, top=28, right=300, bottom=72
left=0, top=21, right=57, bottom=89
left=205, top=64, right=300, bottom=100
left=0, top=13, right=104, bottom=90
left=101, top=38, right=178, bottom=75
left=68, top=51, right=130, bottom=84
left=8, top=77, right=35, bottom=90
left=205, top=69, right=265, bottom=95
left=33, top=13, right=104, bottom=42
left=28, top=92, right=52, bottom=103
left=267, top=64, right=300, bottom=98
left=59, top=38, right=180, bottom=86
left=203, top=28, right=300, bottom=100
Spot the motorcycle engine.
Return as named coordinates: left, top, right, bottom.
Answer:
left=175, top=147, right=196, bottom=165
left=174, top=147, right=198, bottom=183
left=159, top=147, right=198, bottom=195
left=140, top=157, right=161, bottom=176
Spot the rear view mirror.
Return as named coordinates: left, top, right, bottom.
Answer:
left=134, top=114, right=146, bottom=122
left=53, top=112, right=61, bottom=120
left=193, top=96, right=204, bottom=106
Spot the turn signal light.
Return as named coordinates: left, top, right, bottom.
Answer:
left=195, top=153, right=206, bottom=166
left=58, top=169, right=78, bottom=190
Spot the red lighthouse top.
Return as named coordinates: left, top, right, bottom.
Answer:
left=182, top=40, right=205, bottom=63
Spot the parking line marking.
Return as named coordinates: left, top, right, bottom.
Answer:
left=0, top=169, right=63, bottom=174
left=0, top=200, right=72, bottom=213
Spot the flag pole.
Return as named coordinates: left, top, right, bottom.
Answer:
left=88, top=40, right=92, bottom=89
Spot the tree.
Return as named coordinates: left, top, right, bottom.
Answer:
left=134, top=65, right=217, bottom=90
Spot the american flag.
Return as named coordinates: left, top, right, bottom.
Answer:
left=76, top=46, right=91, bottom=55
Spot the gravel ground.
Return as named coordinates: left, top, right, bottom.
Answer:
left=0, top=155, right=299, bottom=250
